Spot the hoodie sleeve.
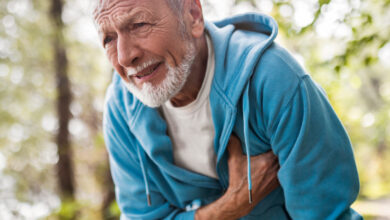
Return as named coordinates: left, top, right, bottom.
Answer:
left=255, top=46, right=361, bottom=219
left=103, top=84, right=195, bottom=220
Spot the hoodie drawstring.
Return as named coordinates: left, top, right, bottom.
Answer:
left=242, top=83, right=253, bottom=204
left=137, top=144, right=152, bottom=206
left=135, top=84, right=253, bottom=207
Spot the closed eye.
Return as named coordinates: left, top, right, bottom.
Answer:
left=133, top=22, right=147, bottom=29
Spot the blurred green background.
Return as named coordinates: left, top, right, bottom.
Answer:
left=0, top=0, right=389, bottom=219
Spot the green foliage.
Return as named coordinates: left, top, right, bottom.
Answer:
left=0, top=0, right=389, bottom=219
left=56, top=199, right=81, bottom=220
left=107, top=201, right=121, bottom=219
left=363, top=215, right=376, bottom=220
left=46, top=199, right=103, bottom=220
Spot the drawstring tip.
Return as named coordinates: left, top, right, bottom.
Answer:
left=249, top=189, right=253, bottom=204
left=147, top=194, right=151, bottom=206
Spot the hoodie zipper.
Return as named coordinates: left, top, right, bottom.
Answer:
left=216, top=108, right=237, bottom=190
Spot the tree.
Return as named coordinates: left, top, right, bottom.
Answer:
left=50, top=0, right=75, bottom=203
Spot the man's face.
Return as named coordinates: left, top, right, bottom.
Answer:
left=95, top=0, right=196, bottom=107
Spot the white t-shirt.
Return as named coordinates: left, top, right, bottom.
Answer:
left=161, top=35, right=218, bottom=179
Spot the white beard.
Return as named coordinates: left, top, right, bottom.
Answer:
left=123, top=43, right=196, bottom=108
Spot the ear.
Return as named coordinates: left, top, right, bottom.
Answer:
left=188, top=0, right=204, bottom=38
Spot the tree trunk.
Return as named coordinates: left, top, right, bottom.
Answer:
left=50, top=0, right=75, bottom=201
left=102, top=153, right=117, bottom=220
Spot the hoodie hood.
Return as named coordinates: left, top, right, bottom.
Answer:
left=206, top=13, right=278, bottom=106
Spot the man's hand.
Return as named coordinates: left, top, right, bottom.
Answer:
left=224, top=134, right=280, bottom=219
left=195, top=134, right=280, bottom=220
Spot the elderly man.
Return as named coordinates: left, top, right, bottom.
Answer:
left=95, top=0, right=362, bottom=219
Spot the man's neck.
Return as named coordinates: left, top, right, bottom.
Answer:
left=170, top=35, right=208, bottom=107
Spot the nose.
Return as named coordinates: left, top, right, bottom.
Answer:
left=117, top=34, right=143, bottom=67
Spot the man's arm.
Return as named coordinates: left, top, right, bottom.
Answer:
left=195, top=134, right=280, bottom=220
left=270, top=77, right=361, bottom=219
left=254, top=45, right=361, bottom=219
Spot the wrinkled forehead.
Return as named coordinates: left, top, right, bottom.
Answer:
left=93, top=0, right=119, bottom=21
left=93, top=0, right=162, bottom=19
left=94, top=0, right=140, bottom=33
left=93, top=0, right=164, bottom=30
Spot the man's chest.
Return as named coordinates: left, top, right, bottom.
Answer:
left=162, top=100, right=219, bottom=179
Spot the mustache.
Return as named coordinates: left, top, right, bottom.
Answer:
left=125, top=59, right=160, bottom=77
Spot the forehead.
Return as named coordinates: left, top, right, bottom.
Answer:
left=94, top=0, right=166, bottom=27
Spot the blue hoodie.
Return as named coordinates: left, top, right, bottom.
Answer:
left=103, top=13, right=362, bottom=220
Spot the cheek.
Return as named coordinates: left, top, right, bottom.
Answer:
left=141, top=36, right=179, bottom=66
left=105, top=46, right=117, bottom=65
left=106, top=46, right=127, bottom=79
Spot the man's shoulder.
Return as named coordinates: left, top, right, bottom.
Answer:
left=254, top=43, right=308, bottom=83
left=248, top=43, right=312, bottom=117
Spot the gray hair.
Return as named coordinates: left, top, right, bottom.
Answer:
left=164, top=0, right=185, bottom=14
left=164, top=0, right=188, bottom=38
left=93, top=0, right=188, bottom=38
left=94, top=0, right=186, bottom=15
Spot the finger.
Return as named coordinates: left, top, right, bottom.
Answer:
left=271, top=176, right=281, bottom=188
left=253, top=151, right=279, bottom=166
left=265, top=170, right=280, bottom=188
left=269, top=162, right=280, bottom=173
left=261, top=150, right=278, bottom=160
left=252, top=175, right=281, bottom=205
left=268, top=178, right=281, bottom=192
left=268, top=156, right=280, bottom=169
